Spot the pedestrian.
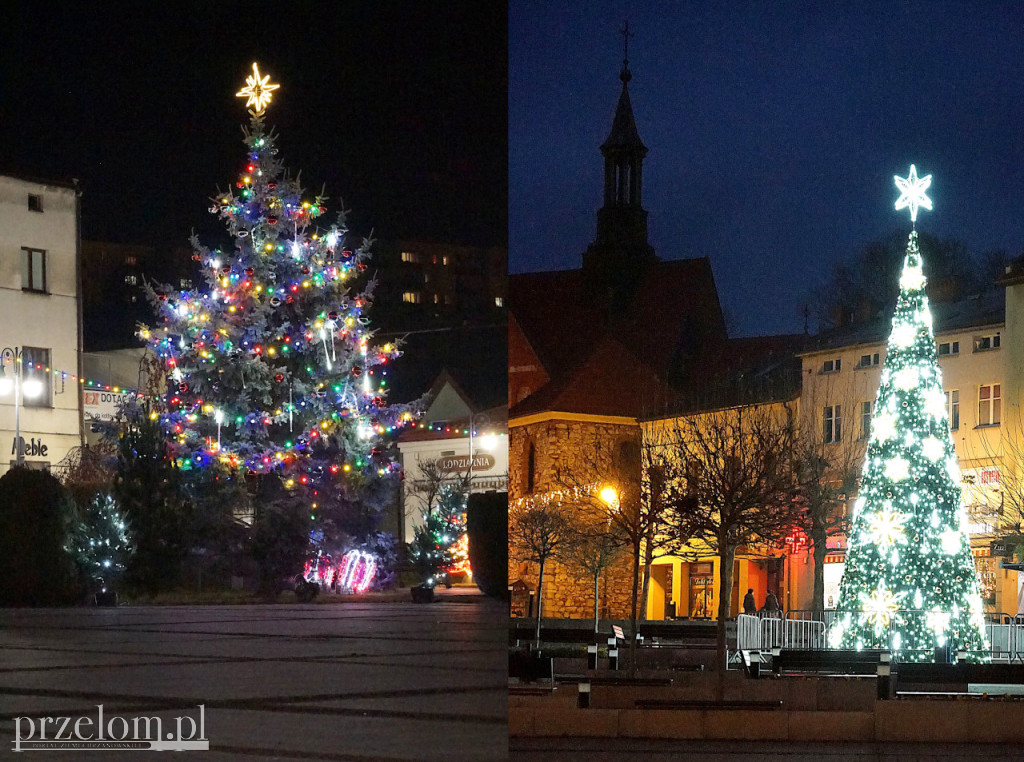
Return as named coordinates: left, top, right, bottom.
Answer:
left=742, top=588, right=756, bottom=615
left=764, top=590, right=780, bottom=617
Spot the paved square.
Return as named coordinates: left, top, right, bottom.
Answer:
left=0, top=593, right=507, bottom=760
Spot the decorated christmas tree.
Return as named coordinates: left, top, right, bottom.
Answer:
left=831, top=166, right=988, bottom=660
left=140, top=64, right=414, bottom=570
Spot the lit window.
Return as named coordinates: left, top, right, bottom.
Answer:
left=945, top=390, right=959, bottom=430
left=979, top=384, right=1001, bottom=426
left=975, top=333, right=1000, bottom=352
left=180, top=278, right=193, bottom=289
left=402, top=291, right=421, bottom=304
left=401, top=251, right=419, bottom=263
left=821, top=358, right=841, bottom=374
left=442, top=255, right=450, bottom=265
left=125, top=255, right=138, bottom=266
left=27, top=194, right=43, bottom=212
left=859, top=401, right=872, bottom=440
left=823, top=405, right=842, bottom=444
left=21, top=347, right=51, bottom=408
left=124, top=274, right=138, bottom=286
left=22, top=248, right=46, bottom=293
left=495, top=296, right=504, bottom=307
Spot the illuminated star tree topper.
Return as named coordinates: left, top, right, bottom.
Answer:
left=236, top=62, right=280, bottom=115
left=894, top=164, right=933, bottom=224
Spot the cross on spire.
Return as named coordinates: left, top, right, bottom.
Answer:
left=620, top=21, right=633, bottom=83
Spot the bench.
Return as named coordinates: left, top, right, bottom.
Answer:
left=635, top=699, right=782, bottom=710
left=897, top=662, right=1024, bottom=695
left=509, top=652, right=553, bottom=683
left=509, top=625, right=612, bottom=646
left=772, top=649, right=887, bottom=676
left=639, top=622, right=718, bottom=642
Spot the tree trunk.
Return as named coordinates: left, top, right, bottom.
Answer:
left=811, top=518, right=827, bottom=619
left=628, top=543, right=641, bottom=673
left=639, top=520, right=655, bottom=621
left=716, top=544, right=736, bottom=700
left=534, top=557, right=546, bottom=649
left=593, top=567, right=601, bottom=633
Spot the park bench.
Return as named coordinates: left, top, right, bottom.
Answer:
left=635, top=698, right=782, bottom=710
left=639, top=622, right=718, bottom=642
left=508, top=652, right=553, bottom=683
left=896, top=662, right=1024, bottom=695
left=772, top=648, right=887, bottom=676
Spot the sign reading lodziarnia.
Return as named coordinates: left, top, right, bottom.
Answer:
left=12, top=704, right=208, bottom=752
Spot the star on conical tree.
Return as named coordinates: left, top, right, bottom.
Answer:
left=830, top=168, right=987, bottom=660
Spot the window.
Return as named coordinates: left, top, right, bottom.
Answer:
left=823, top=405, right=842, bottom=444
left=402, top=291, right=421, bottom=304
left=937, top=341, right=960, bottom=356
left=179, top=278, right=192, bottom=290
left=22, top=248, right=46, bottom=293
left=979, top=384, right=1001, bottom=426
left=821, top=358, right=841, bottom=374
left=433, top=293, right=439, bottom=304
left=444, top=294, right=453, bottom=305
left=400, top=251, right=419, bottom=263
left=974, top=333, right=1001, bottom=352
left=124, top=255, right=138, bottom=266
left=855, top=353, right=880, bottom=368
left=27, top=194, right=43, bottom=212
left=21, top=347, right=51, bottom=408
left=442, top=255, right=450, bottom=265
left=859, top=401, right=872, bottom=440
left=945, top=389, right=960, bottom=430
left=495, top=296, right=504, bottom=307
left=124, top=274, right=138, bottom=286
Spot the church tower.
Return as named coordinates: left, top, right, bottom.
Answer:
left=582, top=23, right=658, bottom=302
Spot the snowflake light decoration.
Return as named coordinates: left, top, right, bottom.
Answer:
left=861, top=581, right=904, bottom=630
left=866, top=508, right=908, bottom=551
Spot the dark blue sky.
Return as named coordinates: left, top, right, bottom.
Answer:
left=510, top=2, right=1024, bottom=336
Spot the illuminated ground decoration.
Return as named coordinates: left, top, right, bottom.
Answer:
left=830, top=167, right=987, bottom=660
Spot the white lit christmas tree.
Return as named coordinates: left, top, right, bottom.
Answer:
left=141, top=63, right=414, bottom=539
left=830, top=166, right=988, bottom=660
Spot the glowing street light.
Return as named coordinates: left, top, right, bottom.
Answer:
left=0, top=346, right=42, bottom=466
left=599, top=485, right=619, bottom=508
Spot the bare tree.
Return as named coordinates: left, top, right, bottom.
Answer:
left=651, top=401, right=803, bottom=691
left=553, top=436, right=671, bottom=671
left=560, top=510, right=627, bottom=633
left=508, top=498, right=572, bottom=647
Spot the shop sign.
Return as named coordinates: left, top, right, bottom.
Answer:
left=11, top=436, right=47, bottom=457
left=992, top=541, right=1015, bottom=557
left=83, top=390, right=134, bottom=421
left=436, top=453, right=496, bottom=471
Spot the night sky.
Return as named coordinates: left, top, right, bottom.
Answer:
left=2, top=3, right=506, bottom=249
left=511, top=2, right=1024, bottom=336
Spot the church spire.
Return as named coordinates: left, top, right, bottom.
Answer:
left=582, top=22, right=657, bottom=302
left=600, top=20, right=647, bottom=208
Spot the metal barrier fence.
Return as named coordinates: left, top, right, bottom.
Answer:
left=739, top=611, right=1024, bottom=662
left=736, top=614, right=825, bottom=651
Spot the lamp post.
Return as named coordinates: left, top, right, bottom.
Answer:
left=0, top=346, right=43, bottom=467
left=467, top=411, right=498, bottom=492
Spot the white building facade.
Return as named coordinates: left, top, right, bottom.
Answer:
left=0, top=174, right=83, bottom=477
left=396, top=373, right=507, bottom=544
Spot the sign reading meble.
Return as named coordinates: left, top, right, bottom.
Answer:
left=436, top=453, right=496, bottom=471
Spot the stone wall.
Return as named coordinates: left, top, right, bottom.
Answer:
left=509, top=416, right=642, bottom=620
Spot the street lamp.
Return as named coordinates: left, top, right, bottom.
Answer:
left=467, top=411, right=498, bottom=490
left=0, top=346, right=43, bottom=467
